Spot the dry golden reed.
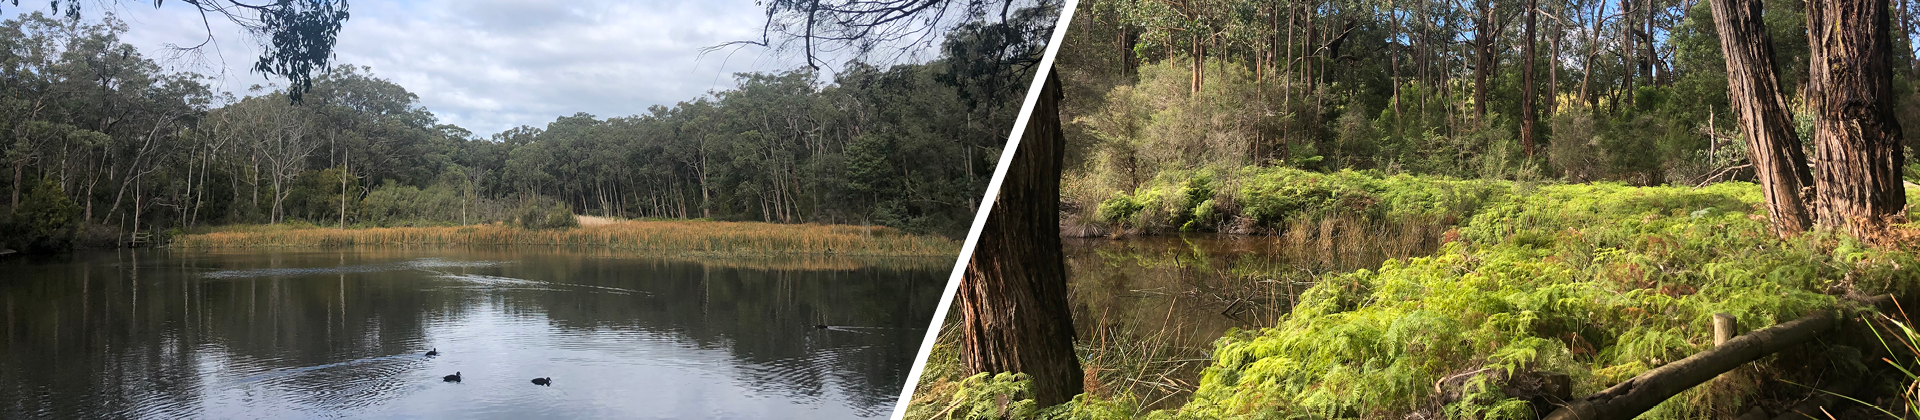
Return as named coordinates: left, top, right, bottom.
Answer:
left=173, top=220, right=959, bottom=258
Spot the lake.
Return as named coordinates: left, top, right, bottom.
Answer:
left=0, top=247, right=947, bottom=419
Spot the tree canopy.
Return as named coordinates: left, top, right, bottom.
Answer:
left=0, top=8, right=1049, bottom=251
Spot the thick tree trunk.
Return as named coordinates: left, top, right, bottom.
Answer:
left=1709, top=0, right=1819, bottom=236
left=956, top=69, right=1084, bottom=407
left=1806, top=0, right=1909, bottom=240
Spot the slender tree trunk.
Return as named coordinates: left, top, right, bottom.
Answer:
left=339, top=155, right=348, bottom=229
left=1524, top=0, right=1539, bottom=157
left=1624, top=0, right=1637, bottom=108
left=10, top=161, right=22, bottom=213
left=1806, top=0, right=1909, bottom=240
left=1644, top=0, right=1657, bottom=84
left=1584, top=1, right=1606, bottom=105
left=1710, top=0, right=1819, bottom=236
left=1475, top=0, right=1495, bottom=122
left=1305, top=3, right=1318, bottom=98
left=1191, top=33, right=1202, bottom=94
left=1550, top=13, right=1561, bottom=115
left=1391, top=0, right=1404, bottom=129
left=957, top=69, right=1083, bottom=407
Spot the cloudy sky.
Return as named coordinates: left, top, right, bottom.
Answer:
left=7, top=0, right=942, bottom=136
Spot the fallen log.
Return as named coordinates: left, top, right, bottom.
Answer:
left=1542, top=310, right=1842, bottom=420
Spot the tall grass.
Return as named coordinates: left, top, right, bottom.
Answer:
left=172, top=220, right=959, bottom=258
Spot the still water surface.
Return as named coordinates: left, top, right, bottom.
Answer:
left=0, top=247, right=944, bottom=419
left=1065, top=232, right=1438, bottom=409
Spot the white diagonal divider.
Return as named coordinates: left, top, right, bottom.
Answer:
left=888, top=1, right=1082, bottom=418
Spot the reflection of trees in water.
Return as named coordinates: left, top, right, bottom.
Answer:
left=509, top=256, right=942, bottom=416
left=1062, top=235, right=1431, bottom=409
left=0, top=248, right=942, bottom=418
left=0, top=250, right=454, bottom=417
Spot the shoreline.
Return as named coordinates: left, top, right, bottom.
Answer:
left=170, top=219, right=962, bottom=259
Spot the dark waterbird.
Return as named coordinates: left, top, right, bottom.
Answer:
left=531, top=377, right=551, bottom=386
left=443, top=372, right=461, bottom=382
left=813, top=324, right=829, bottom=329
left=424, top=348, right=438, bottom=357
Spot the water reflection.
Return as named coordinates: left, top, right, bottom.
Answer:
left=1064, top=233, right=1437, bottom=409
left=0, top=247, right=943, bottom=419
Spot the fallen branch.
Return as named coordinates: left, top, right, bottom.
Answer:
left=1542, top=310, right=1841, bottom=420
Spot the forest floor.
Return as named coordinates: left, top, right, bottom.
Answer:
left=169, top=220, right=961, bottom=258
left=908, top=172, right=1920, bottom=420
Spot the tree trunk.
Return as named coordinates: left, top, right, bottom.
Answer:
left=1623, top=0, right=1638, bottom=108
left=1710, top=0, right=1820, bottom=236
left=1550, top=14, right=1561, bottom=116
left=956, top=69, right=1084, bottom=407
left=1474, top=0, right=1495, bottom=122
left=1583, top=1, right=1603, bottom=105
left=10, top=161, right=22, bottom=213
left=1523, top=0, right=1538, bottom=157
left=1806, top=0, right=1909, bottom=241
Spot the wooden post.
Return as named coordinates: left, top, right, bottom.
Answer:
left=1713, top=313, right=1741, bottom=346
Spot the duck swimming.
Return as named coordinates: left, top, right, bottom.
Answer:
left=424, top=348, right=438, bottom=357
left=443, top=372, right=461, bottom=382
left=531, top=377, right=551, bottom=386
left=814, top=324, right=829, bottom=329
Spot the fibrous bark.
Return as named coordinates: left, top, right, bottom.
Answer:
left=1708, top=0, right=1818, bottom=236
left=1806, top=0, right=1909, bottom=241
left=956, top=68, right=1084, bottom=406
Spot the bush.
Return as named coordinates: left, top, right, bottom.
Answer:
left=515, top=200, right=577, bottom=230
left=0, top=179, right=82, bottom=252
left=1084, top=166, right=1510, bottom=234
left=1550, top=107, right=1605, bottom=182
left=1095, top=194, right=1143, bottom=225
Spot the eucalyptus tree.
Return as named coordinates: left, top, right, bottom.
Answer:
left=2, top=0, right=350, bottom=101
left=225, top=93, right=316, bottom=223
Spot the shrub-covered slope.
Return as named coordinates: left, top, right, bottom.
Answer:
left=913, top=173, right=1920, bottom=420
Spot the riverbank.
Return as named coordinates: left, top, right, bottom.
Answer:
left=909, top=173, right=1920, bottom=419
left=171, top=219, right=961, bottom=258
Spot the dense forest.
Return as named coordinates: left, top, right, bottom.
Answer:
left=0, top=9, right=1054, bottom=252
left=1052, top=0, right=1920, bottom=223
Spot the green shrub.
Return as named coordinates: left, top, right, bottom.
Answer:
left=1089, top=166, right=1509, bottom=233
left=516, top=201, right=578, bottom=230
left=0, top=179, right=82, bottom=252
left=1096, top=194, right=1144, bottom=225
left=1146, top=181, right=1907, bottom=419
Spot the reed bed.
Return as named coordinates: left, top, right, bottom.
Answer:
left=172, top=220, right=960, bottom=258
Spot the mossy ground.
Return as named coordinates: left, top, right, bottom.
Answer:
left=910, top=170, right=1920, bottom=419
